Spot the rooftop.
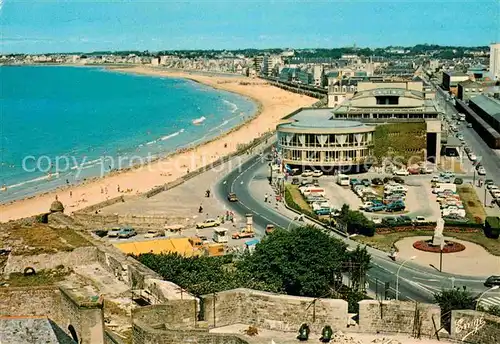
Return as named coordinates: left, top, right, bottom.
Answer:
left=470, top=94, right=500, bottom=118
left=279, top=108, right=373, bottom=130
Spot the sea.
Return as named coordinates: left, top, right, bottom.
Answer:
left=0, top=66, right=257, bottom=203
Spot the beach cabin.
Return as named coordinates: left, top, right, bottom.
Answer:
left=213, top=228, right=228, bottom=243
left=244, top=238, right=260, bottom=253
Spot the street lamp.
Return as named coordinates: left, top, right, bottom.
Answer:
left=476, top=285, right=500, bottom=311
left=484, top=186, right=488, bottom=207
left=287, top=214, right=304, bottom=231
left=395, top=255, right=417, bottom=301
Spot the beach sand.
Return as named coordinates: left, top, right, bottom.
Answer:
left=0, top=66, right=316, bottom=222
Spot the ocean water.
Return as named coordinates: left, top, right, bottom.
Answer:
left=0, top=66, right=257, bottom=203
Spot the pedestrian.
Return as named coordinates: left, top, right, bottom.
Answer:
left=117, top=185, right=120, bottom=192
left=69, top=191, right=72, bottom=198
left=264, top=193, right=268, bottom=203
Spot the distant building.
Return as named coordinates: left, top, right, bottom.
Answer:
left=442, top=71, right=469, bottom=95
left=490, top=43, right=500, bottom=80
left=296, top=69, right=313, bottom=85
left=468, top=94, right=500, bottom=133
left=327, top=81, right=357, bottom=107
left=313, top=65, right=325, bottom=87
left=457, top=80, right=497, bottom=101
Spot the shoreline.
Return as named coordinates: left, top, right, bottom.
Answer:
left=0, top=66, right=316, bottom=222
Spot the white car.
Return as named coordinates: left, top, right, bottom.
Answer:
left=487, top=184, right=499, bottom=190
left=144, top=230, right=163, bottom=238
left=371, top=217, right=382, bottom=224
left=477, top=167, right=487, bottom=175
left=491, top=189, right=500, bottom=198
left=413, top=216, right=427, bottom=224
left=311, top=170, right=323, bottom=178
left=431, top=176, right=440, bottom=183
left=394, top=169, right=409, bottom=176
left=468, top=153, right=477, bottom=161
left=107, top=228, right=121, bottom=238
left=301, top=170, right=313, bottom=177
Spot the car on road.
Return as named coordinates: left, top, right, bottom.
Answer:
left=301, top=170, right=313, bottom=177
left=196, top=218, right=220, bottom=229
left=227, top=192, right=238, bottom=202
left=431, top=176, right=440, bottom=183
left=312, top=170, right=323, bottom=178
left=118, top=228, right=137, bottom=238
left=484, top=275, right=500, bottom=287
left=485, top=179, right=494, bottom=186
left=487, top=183, right=498, bottom=190
left=107, top=228, right=121, bottom=238
left=265, top=224, right=275, bottom=235
left=453, top=178, right=463, bottom=185
left=477, top=166, right=487, bottom=175
left=144, top=230, right=163, bottom=238
left=468, top=153, right=477, bottom=161
left=467, top=123, right=473, bottom=128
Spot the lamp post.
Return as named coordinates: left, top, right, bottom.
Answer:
left=439, top=241, right=444, bottom=272
left=473, top=168, right=476, bottom=187
left=476, top=285, right=500, bottom=311
left=395, top=256, right=417, bottom=301
left=484, top=186, right=488, bottom=206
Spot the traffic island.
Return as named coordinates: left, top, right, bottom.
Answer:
left=412, top=239, right=466, bottom=253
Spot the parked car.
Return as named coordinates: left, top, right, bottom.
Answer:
left=350, top=178, right=361, bottom=186
left=291, top=177, right=300, bottom=185
left=485, top=179, right=494, bottom=186
left=392, top=176, right=405, bottom=184
left=371, top=217, right=382, bottom=224
left=394, top=169, right=409, bottom=176
left=398, top=215, right=412, bottom=223
left=265, top=224, right=275, bottom=235
left=301, top=170, right=313, bottom=177
left=386, top=201, right=405, bottom=212
left=118, top=228, right=137, bottom=238
left=477, top=167, right=487, bottom=175
left=107, top=228, right=121, bottom=238
left=382, top=217, right=398, bottom=226
left=453, top=178, right=463, bottom=185
left=467, top=123, right=473, bottom=128
left=431, top=176, right=440, bottom=183
left=144, top=230, right=163, bottom=238
left=487, top=183, right=498, bottom=190
left=468, top=153, right=477, bottom=161
left=312, top=170, right=323, bottom=178
left=484, top=275, right=500, bottom=287
left=196, top=218, right=220, bottom=229
left=366, top=204, right=386, bottom=212
left=413, top=216, right=427, bottom=224
left=371, top=178, right=383, bottom=185
left=361, top=179, right=371, bottom=187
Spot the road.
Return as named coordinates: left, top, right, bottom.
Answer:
left=215, top=153, right=488, bottom=303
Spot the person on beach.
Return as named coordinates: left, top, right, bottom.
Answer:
left=117, top=185, right=120, bottom=192
left=69, top=191, right=72, bottom=198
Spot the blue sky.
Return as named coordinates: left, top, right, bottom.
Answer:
left=1, top=0, right=499, bottom=54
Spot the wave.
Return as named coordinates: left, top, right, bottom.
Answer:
left=160, top=128, right=184, bottom=141
left=223, top=99, right=238, bottom=113
left=6, top=172, right=60, bottom=189
left=70, top=158, right=103, bottom=171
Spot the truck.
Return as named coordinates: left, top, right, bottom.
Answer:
left=231, top=228, right=255, bottom=239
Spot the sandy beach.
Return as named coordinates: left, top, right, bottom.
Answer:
left=0, top=66, right=316, bottom=222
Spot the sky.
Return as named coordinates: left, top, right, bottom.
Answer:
left=1, top=0, right=499, bottom=54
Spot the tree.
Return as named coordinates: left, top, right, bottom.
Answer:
left=434, top=287, right=475, bottom=330
left=237, top=226, right=348, bottom=297
left=347, top=245, right=371, bottom=292
left=338, top=204, right=375, bottom=237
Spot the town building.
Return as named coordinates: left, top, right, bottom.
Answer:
left=327, top=80, right=357, bottom=107
left=490, top=43, right=500, bottom=80
left=468, top=94, right=500, bottom=133
left=441, top=71, right=469, bottom=95
left=277, top=109, right=375, bottom=172
left=457, top=80, right=497, bottom=101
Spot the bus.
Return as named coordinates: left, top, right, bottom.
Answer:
left=337, top=174, right=350, bottom=186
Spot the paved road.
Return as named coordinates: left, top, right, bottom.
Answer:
left=215, top=153, right=490, bottom=303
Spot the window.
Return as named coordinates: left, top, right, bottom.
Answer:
left=334, top=96, right=338, bottom=101
left=376, top=96, right=399, bottom=105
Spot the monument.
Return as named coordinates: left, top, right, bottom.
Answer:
left=432, top=217, right=445, bottom=247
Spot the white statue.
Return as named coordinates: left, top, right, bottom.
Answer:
left=433, top=217, right=445, bottom=247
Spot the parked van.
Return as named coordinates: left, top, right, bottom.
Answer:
left=337, top=174, right=350, bottom=186
left=433, top=183, right=456, bottom=194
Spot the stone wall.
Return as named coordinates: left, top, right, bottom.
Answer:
left=450, top=309, right=500, bottom=344
left=358, top=300, right=440, bottom=337
left=4, top=246, right=99, bottom=274
left=132, top=300, right=198, bottom=330
left=73, top=195, right=127, bottom=215
left=59, top=286, right=105, bottom=344
left=132, top=320, right=249, bottom=344
left=0, top=286, right=62, bottom=323
left=201, top=288, right=348, bottom=332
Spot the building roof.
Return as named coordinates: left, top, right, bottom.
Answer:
left=115, top=237, right=197, bottom=256
left=0, top=317, right=76, bottom=344
left=470, top=94, right=500, bottom=118
left=444, top=71, right=468, bottom=77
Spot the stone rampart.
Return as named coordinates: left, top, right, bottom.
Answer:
left=450, top=309, right=500, bottom=344
left=201, top=288, right=348, bottom=332
left=358, top=300, right=440, bottom=337
left=0, top=286, right=62, bottom=323
left=73, top=195, right=127, bottom=215
left=132, top=300, right=198, bottom=330
left=132, top=320, right=249, bottom=344
left=4, top=246, right=99, bottom=274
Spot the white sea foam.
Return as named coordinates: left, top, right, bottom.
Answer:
left=7, top=172, right=60, bottom=189
left=160, top=128, right=184, bottom=141
left=223, top=99, right=238, bottom=113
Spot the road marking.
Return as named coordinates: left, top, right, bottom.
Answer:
left=413, top=277, right=440, bottom=282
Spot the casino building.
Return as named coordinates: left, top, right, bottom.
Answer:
left=277, top=81, right=443, bottom=172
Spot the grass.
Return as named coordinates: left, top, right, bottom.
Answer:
left=2, top=224, right=92, bottom=256
left=457, top=185, right=486, bottom=223
left=1, top=268, right=70, bottom=287
left=354, top=230, right=500, bottom=256
left=373, top=122, right=426, bottom=164
left=285, top=184, right=313, bottom=213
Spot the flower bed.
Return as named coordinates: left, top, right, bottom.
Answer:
left=412, top=240, right=466, bottom=253
left=376, top=225, right=481, bottom=235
